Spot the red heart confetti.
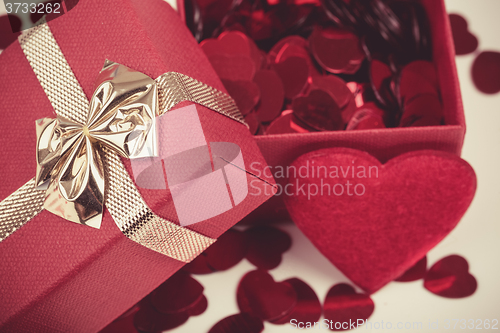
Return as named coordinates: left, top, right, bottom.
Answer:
left=310, top=75, right=354, bottom=110
left=271, top=278, right=322, bottom=325
left=253, top=70, right=285, bottom=123
left=265, top=110, right=302, bottom=134
left=133, top=301, right=189, bottom=333
left=399, top=60, right=439, bottom=103
left=424, top=255, right=477, bottom=298
left=370, top=60, right=392, bottom=95
left=204, top=229, right=248, bottom=271
left=273, top=56, right=310, bottom=99
left=472, top=51, right=500, bottom=94
left=323, top=283, right=375, bottom=331
left=268, top=36, right=309, bottom=65
left=399, top=93, right=443, bottom=127
left=182, top=254, right=215, bottom=274
left=99, top=306, right=139, bottom=333
left=150, top=271, right=204, bottom=314
left=449, top=14, right=479, bottom=56
left=244, top=111, right=261, bottom=135
left=0, top=15, right=21, bottom=50
left=222, top=79, right=260, bottom=116
left=309, top=27, right=365, bottom=75
left=186, top=294, right=208, bottom=316
left=208, top=313, right=264, bottom=333
left=192, top=0, right=439, bottom=132
left=245, top=226, right=291, bottom=270
left=293, top=89, right=343, bottom=131
left=237, top=270, right=297, bottom=321
left=208, top=54, right=256, bottom=81
left=346, top=103, right=386, bottom=130
left=395, top=256, right=427, bottom=282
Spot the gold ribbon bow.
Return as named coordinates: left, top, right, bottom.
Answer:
left=35, top=62, right=158, bottom=228
left=0, top=23, right=247, bottom=262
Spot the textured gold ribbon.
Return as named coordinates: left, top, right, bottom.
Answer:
left=0, top=23, right=247, bottom=262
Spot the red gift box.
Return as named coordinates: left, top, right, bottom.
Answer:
left=178, top=0, right=465, bottom=222
left=0, top=0, right=275, bottom=332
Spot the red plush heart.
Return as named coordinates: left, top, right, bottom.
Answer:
left=284, top=148, right=476, bottom=293
left=323, top=283, right=374, bottom=330
left=237, top=270, right=297, bottom=321
left=424, top=255, right=477, bottom=298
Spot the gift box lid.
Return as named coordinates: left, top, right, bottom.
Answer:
left=0, top=0, right=276, bottom=332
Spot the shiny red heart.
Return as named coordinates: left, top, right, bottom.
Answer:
left=346, top=103, right=386, bottom=130
left=292, top=89, right=343, bottom=131
left=204, top=229, right=248, bottom=271
left=133, top=301, right=189, bottom=333
left=323, top=283, right=374, bottom=331
left=237, top=270, right=297, bottom=321
left=0, top=15, right=21, bottom=50
left=222, top=80, right=260, bottom=116
left=182, top=254, right=214, bottom=274
left=245, top=226, right=291, bottom=270
left=309, top=27, right=365, bottom=74
left=424, top=255, right=477, bottom=298
left=208, top=54, right=256, bottom=81
left=472, top=51, right=500, bottom=94
left=449, top=14, right=478, bottom=56
left=150, top=271, right=204, bottom=314
left=400, top=93, right=443, bottom=127
left=253, top=70, right=285, bottom=123
left=265, top=111, right=303, bottom=134
left=370, top=60, right=392, bottom=94
left=271, top=278, right=322, bottom=325
left=208, top=313, right=264, bottom=333
left=201, top=31, right=252, bottom=57
left=395, top=256, right=427, bottom=282
left=273, top=57, right=310, bottom=100
left=284, top=148, right=476, bottom=293
left=399, top=61, right=439, bottom=103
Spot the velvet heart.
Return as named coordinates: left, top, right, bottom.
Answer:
left=284, top=148, right=477, bottom=293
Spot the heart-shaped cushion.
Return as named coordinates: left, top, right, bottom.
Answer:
left=284, top=148, right=476, bottom=293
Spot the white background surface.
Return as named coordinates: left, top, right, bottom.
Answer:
left=1, top=0, right=498, bottom=332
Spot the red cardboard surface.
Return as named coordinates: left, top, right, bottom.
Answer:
left=0, top=0, right=275, bottom=332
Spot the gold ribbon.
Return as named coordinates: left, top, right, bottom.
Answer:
left=0, top=23, right=247, bottom=262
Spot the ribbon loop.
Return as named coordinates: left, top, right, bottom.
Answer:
left=35, top=62, right=158, bottom=228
